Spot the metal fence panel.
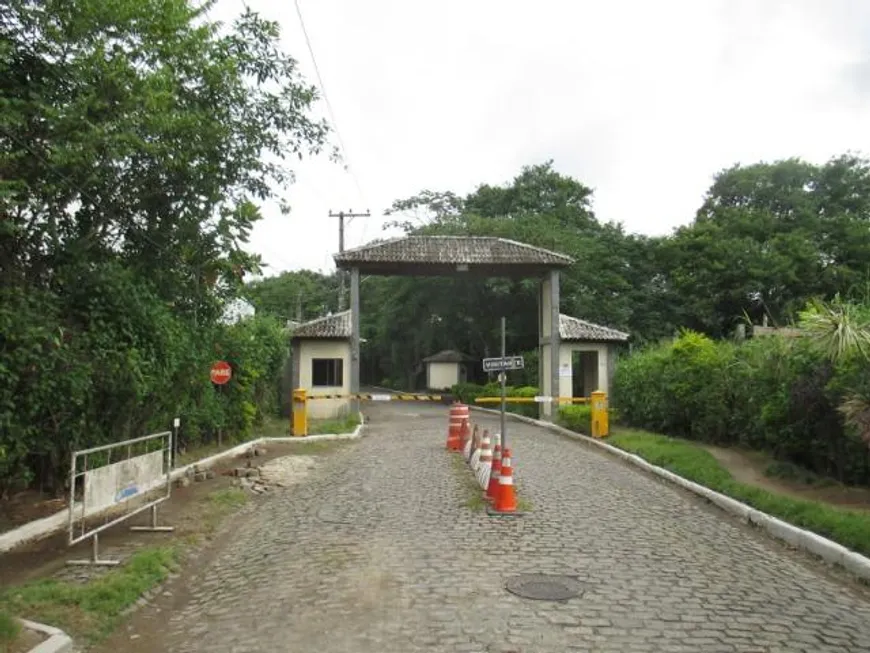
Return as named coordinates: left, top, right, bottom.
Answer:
left=68, top=430, right=172, bottom=547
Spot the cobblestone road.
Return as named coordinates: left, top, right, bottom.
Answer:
left=145, top=404, right=870, bottom=652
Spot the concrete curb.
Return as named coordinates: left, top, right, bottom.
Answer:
left=0, top=418, right=366, bottom=554
left=18, top=619, right=73, bottom=653
left=470, top=405, right=870, bottom=583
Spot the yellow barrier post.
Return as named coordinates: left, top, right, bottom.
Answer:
left=590, top=390, right=609, bottom=438
left=292, top=388, right=308, bottom=437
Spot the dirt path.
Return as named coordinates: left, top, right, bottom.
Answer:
left=702, top=444, right=870, bottom=512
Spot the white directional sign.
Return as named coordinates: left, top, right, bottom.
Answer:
left=483, top=356, right=525, bottom=372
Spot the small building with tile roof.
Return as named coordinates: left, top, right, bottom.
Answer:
left=422, top=349, right=476, bottom=391
left=334, top=235, right=573, bottom=276
left=556, top=314, right=629, bottom=398
left=290, top=311, right=351, bottom=419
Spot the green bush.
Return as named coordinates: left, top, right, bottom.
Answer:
left=558, top=405, right=592, bottom=434
left=613, top=330, right=870, bottom=486
left=0, top=268, right=288, bottom=493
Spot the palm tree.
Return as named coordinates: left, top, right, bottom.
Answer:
left=798, top=296, right=870, bottom=363
left=799, top=296, right=870, bottom=446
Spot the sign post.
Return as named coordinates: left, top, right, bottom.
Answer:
left=210, top=361, right=232, bottom=385
left=480, top=320, right=526, bottom=452
left=500, top=317, right=507, bottom=451
left=482, top=356, right=525, bottom=372
left=211, top=361, right=232, bottom=446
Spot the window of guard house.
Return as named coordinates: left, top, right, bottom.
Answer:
left=312, top=358, right=344, bottom=387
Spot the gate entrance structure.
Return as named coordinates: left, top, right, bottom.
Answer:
left=333, top=235, right=574, bottom=420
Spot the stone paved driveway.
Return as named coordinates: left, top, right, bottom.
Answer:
left=142, top=403, right=870, bottom=652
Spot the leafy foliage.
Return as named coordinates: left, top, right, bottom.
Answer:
left=557, top=405, right=592, bottom=434
left=613, top=328, right=870, bottom=486
left=0, top=0, right=325, bottom=493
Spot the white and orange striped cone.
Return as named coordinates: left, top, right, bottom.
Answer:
left=476, top=431, right=492, bottom=489
left=470, top=428, right=486, bottom=470
left=493, top=447, right=518, bottom=513
left=463, top=424, right=477, bottom=462
left=486, top=435, right=502, bottom=502
left=447, top=403, right=470, bottom=452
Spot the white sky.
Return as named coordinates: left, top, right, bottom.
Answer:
left=210, top=0, right=870, bottom=276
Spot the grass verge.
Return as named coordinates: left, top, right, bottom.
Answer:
left=0, top=486, right=251, bottom=647
left=607, top=429, right=870, bottom=557
left=450, top=455, right=487, bottom=512
left=0, top=610, right=20, bottom=651
left=200, top=488, right=249, bottom=539
left=0, top=547, right=178, bottom=646
left=175, top=416, right=289, bottom=466
left=308, top=414, right=360, bottom=435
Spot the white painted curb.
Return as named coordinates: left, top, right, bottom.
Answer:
left=0, top=418, right=365, bottom=554
left=470, top=405, right=870, bottom=582
left=18, top=618, right=73, bottom=653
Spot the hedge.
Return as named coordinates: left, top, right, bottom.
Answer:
left=558, top=405, right=592, bottom=434
left=612, top=331, right=870, bottom=486
left=0, top=273, right=288, bottom=494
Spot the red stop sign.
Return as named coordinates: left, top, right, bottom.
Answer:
left=210, top=360, right=232, bottom=385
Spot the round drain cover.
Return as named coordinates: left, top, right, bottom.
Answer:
left=504, top=574, right=582, bottom=601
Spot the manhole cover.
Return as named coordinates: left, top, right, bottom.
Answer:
left=504, top=574, right=582, bottom=601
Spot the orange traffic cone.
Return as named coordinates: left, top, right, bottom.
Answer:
left=486, top=436, right=502, bottom=502
left=493, top=447, right=517, bottom=513
left=446, top=403, right=467, bottom=451
left=458, top=418, right=470, bottom=453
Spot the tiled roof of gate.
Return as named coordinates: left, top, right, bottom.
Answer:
left=334, top=236, right=574, bottom=267
left=291, top=310, right=351, bottom=339
left=559, top=314, right=629, bottom=342
left=422, top=349, right=475, bottom=363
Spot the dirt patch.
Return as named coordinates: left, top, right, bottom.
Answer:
left=0, top=491, right=67, bottom=535
left=0, top=442, right=334, bottom=589
left=703, top=445, right=870, bottom=512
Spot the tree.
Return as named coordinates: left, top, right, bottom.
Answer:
left=245, top=270, right=339, bottom=323
left=1, top=0, right=328, bottom=312
left=0, top=0, right=328, bottom=492
left=665, top=156, right=870, bottom=336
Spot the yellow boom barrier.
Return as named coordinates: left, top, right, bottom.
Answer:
left=474, top=391, right=609, bottom=437
left=473, top=397, right=588, bottom=404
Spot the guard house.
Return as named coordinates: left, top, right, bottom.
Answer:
left=423, top=349, right=475, bottom=391
left=334, top=235, right=575, bottom=419
left=558, top=314, right=629, bottom=397
left=290, top=310, right=351, bottom=419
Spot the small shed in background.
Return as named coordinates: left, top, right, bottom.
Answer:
left=557, top=314, right=629, bottom=397
left=290, top=310, right=351, bottom=419
left=423, top=349, right=475, bottom=391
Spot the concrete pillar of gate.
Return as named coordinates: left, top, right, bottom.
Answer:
left=538, top=270, right=561, bottom=421
left=350, top=266, right=361, bottom=417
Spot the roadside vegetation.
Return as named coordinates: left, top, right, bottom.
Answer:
left=1, top=0, right=327, bottom=498
left=0, top=547, right=177, bottom=647
left=604, top=429, right=870, bottom=558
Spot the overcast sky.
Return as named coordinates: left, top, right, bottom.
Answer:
left=210, top=0, right=870, bottom=277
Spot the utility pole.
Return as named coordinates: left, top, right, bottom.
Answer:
left=330, top=209, right=370, bottom=311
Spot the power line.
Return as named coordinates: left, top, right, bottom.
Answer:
left=293, top=0, right=368, bottom=206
